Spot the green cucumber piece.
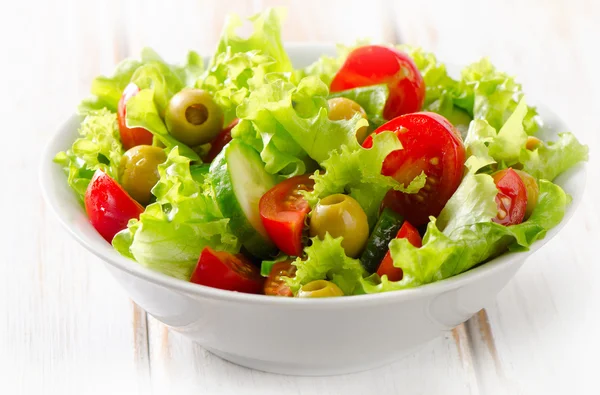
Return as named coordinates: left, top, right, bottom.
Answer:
left=210, top=140, right=277, bottom=258
left=359, top=208, right=404, bottom=273
left=190, top=163, right=210, bottom=184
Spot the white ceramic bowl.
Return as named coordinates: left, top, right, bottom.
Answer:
left=40, top=44, right=586, bottom=376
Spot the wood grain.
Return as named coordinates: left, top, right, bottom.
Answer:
left=1, top=0, right=599, bottom=394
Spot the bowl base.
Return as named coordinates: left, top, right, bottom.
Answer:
left=204, top=342, right=430, bottom=376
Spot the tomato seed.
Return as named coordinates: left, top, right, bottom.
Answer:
left=497, top=208, right=507, bottom=220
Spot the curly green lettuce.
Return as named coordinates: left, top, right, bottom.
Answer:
left=286, top=233, right=365, bottom=296
left=113, top=148, right=239, bottom=280
left=360, top=178, right=569, bottom=293
left=459, top=58, right=539, bottom=135
left=79, top=47, right=203, bottom=114
left=53, top=109, right=123, bottom=201
left=304, top=132, right=426, bottom=227
left=196, top=8, right=294, bottom=124
left=210, top=7, right=292, bottom=74
left=520, top=132, right=589, bottom=181
left=463, top=97, right=588, bottom=179
left=328, top=84, right=389, bottom=127
left=234, top=75, right=367, bottom=177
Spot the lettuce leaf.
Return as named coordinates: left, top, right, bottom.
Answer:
left=397, top=46, right=464, bottom=122
left=286, top=234, right=365, bottom=296
left=361, top=179, right=569, bottom=293
left=520, top=132, right=589, bottom=181
left=112, top=148, right=239, bottom=280
left=304, top=132, right=426, bottom=227
left=79, top=48, right=203, bottom=114
left=197, top=8, right=294, bottom=123
left=210, top=8, right=292, bottom=74
left=459, top=58, right=539, bottom=135
left=463, top=119, right=497, bottom=173
left=487, top=97, right=529, bottom=164
left=53, top=110, right=123, bottom=201
left=234, top=76, right=367, bottom=176
left=436, top=172, right=499, bottom=235
left=328, top=84, right=389, bottom=127
left=78, top=60, right=143, bottom=113
left=462, top=97, right=587, bottom=180
left=199, top=49, right=274, bottom=124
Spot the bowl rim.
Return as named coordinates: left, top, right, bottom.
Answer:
left=39, top=43, right=587, bottom=308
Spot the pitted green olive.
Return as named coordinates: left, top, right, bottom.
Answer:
left=119, top=145, right=166, bottom=205
left=297, top=280, right=344, bottom=298
left=327, top=97, right=369, bottom=143
left=309, top=194, right=369, bottom=257
left=165, top=88, right=224, bottom=146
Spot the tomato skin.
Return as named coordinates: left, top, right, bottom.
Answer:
left=191, top=247, right=264, bottom=294
left=204, top=118, right=239, bottom=163
left=492, top=168, right=527, bottom=226
left=377, top=221, right=422, bottom=282
left=330, top=45, right=425, bottom=119
left=84, top=170, right=144, bottom=242
left=259, top=175, right=315, bottom=256
left=117, top=83, right=154, bottom=150
left=363, top=112, right=466, bottom=226
left=263, top=260, right=297, bottom=297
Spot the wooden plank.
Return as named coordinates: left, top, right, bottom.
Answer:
left=0, top=0, right=150, bottom=393
left=146, top=315, right=479, bottom=394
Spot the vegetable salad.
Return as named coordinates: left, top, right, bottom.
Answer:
left=55, top=8, right=588, bottom=297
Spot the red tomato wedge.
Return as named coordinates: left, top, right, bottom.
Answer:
left=330, top=45, right=425, bottom=120
left=263, top=260, right=297, bottom=297
left=259, top=175, right=315, bottom=257
left=191, top=247, right=264, bottom=294
left=492, top=168, right=527, bottom=226
left=363, top=112, right=466, bottom=226
left=204, top=118, right=239, bottom=163
left=84, top=170, right=144, bottom=242
left=117, top=83, right=153, bottom=150
left=377, top=221, right=422, bottom=282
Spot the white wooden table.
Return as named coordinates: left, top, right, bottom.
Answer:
left=1, top=0, right=598, bottom=393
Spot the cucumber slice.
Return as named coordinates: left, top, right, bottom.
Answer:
left=210, top=140, right=277, bottom=258
left=359, top=208, right=404, bottom=273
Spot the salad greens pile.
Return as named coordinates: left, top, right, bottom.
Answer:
left=55, top=8, right=588, bottom=296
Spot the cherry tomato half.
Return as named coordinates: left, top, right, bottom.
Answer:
left=363, top=112, right=466, bottom=226
left=190, top=247, right=264, bottom=294
left=84, top=170, right=144, bottom=242
left=377, top=221, right=422, bottom=282
left=492, top=168, right=527, bottom=226
left=204, top=118, right=239, bottom=163
left=117, top=83, right=154, bottom=150
left=259, top=175, right=315, bottom=256
left=263, top=260, right=297, bottom=297
left=330, top=45, right=425, bottom=120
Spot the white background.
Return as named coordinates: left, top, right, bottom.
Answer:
left=0, top=0, right=598, bottom=394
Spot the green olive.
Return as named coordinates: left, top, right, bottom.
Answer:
left=119, top=145, right=166, bottom=205
left=309, top=194, right=369, bottom=258
left=297, top=280, right=344, bottom=298
left=327, top=98, right=369, bottom=143
left=165, top=88, right=224, bottom=146
left=526, top=136, right=542, bottom=150
left=514, top=169, right=539, bottom=219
